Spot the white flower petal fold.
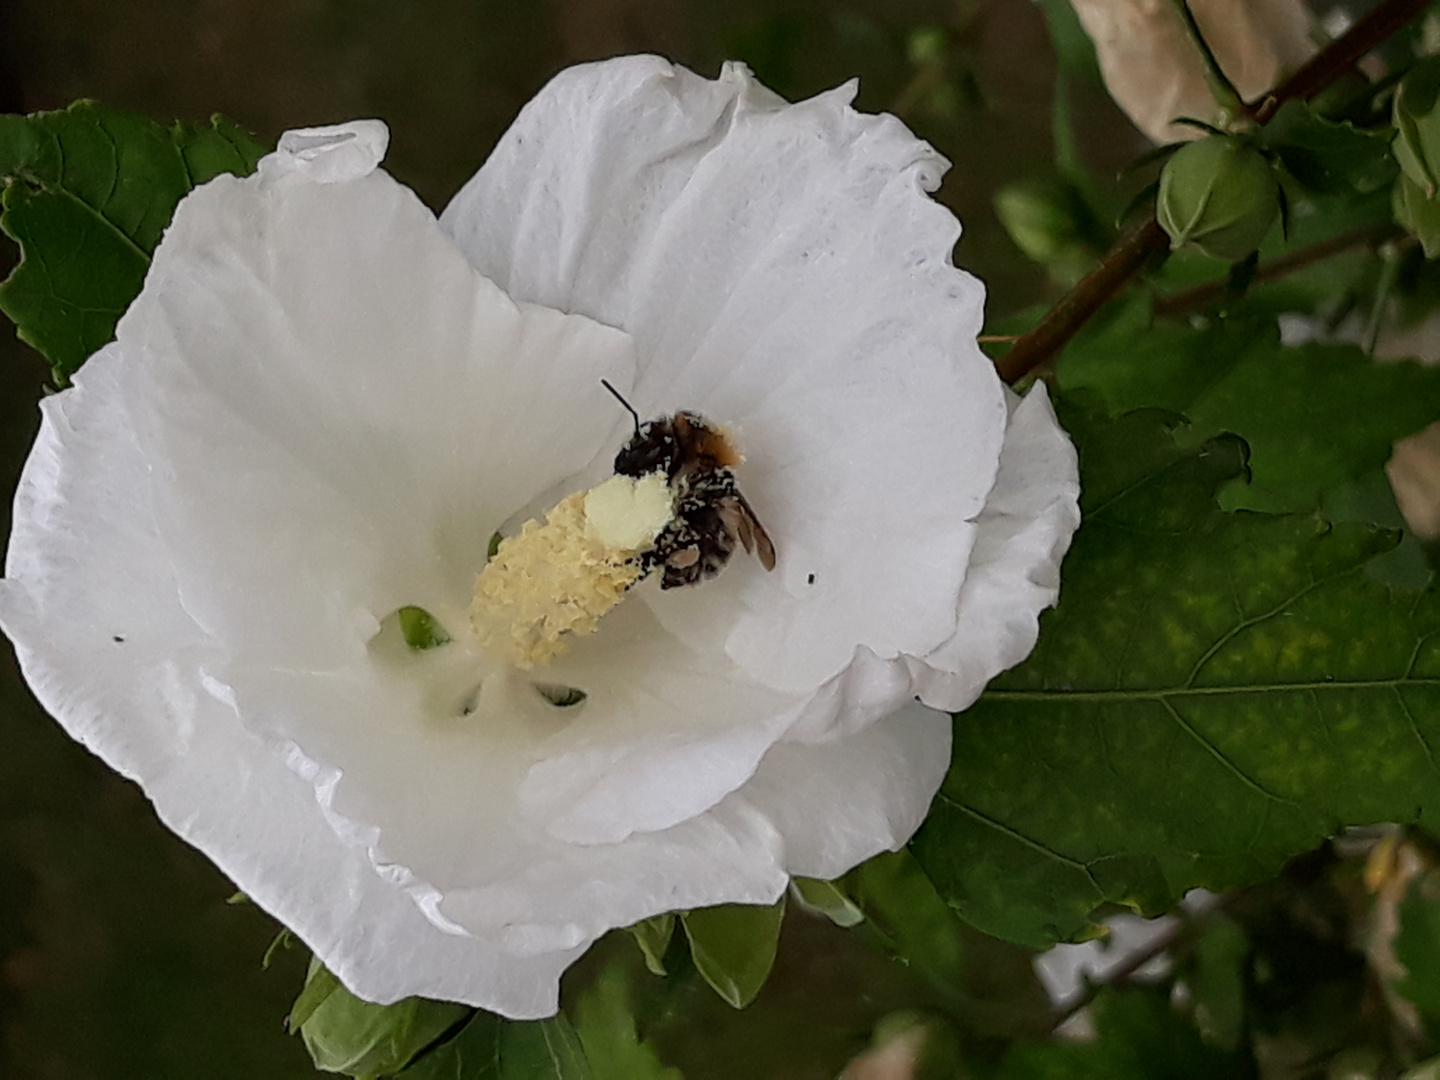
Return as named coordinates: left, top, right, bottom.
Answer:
left=0, top=56, right=1079, bottom=1019
left=1070, top=0, right=1314, bottom=144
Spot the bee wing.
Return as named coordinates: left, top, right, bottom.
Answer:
left=729, top=491, right=777, bottom=571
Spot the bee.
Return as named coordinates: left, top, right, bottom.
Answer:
left=602, top=381, right=777, bottom=589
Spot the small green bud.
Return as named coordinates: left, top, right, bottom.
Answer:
left=1157, top=136, right=1280, bottom=261
left=995, top=180, right=1097, bottom=283
left=906, top=25, right=947, bottom=67
left=996, top=181, right=1079, bottom=264
left=396, top=605, right=450, bottom=650
left=1393, top=57, right=1440, bottom=197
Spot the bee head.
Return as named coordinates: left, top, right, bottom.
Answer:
left=602, top=379, right=683, bottom=479
left=614, top=418, right=679, bottom=478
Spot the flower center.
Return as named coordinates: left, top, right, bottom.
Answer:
left=468, top=472, right=676, bottom=669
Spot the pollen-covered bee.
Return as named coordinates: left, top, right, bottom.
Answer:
left=603, top=381, right=777, bottom=589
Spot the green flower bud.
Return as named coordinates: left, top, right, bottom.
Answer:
left=1393, top=57, right=1440, bottom=198
left=1157, top=136, right=1281, bottom=261
left=995, top=180, right=1097, bottom=283
left=996, top=181, right=1079, bottom=263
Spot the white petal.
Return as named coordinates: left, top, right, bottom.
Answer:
left=781, top=643, right=914, bottom=744
left=512, top=595, right=810, bottom=843
left=261, top=119, right=392, bottom=184
left=906, top=383, right=1081, bottom=711
left=435, top=800, right=790, bottom=954
left=228, top=645, right=796, bottom=956
left=1071, top=0, right=1314, bottom=143
left=430, top=704, right=951, bottom=951
left=117, top=148, right=636, bottom=671
left=441, top=56, right=1009, bottom=698
left=736, top=699, right=953, bottom=880
left=3, top=64, right=1069, bottom=1022
left=0, top=350, right=578, bottom=1018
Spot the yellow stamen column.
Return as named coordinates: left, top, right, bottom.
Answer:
left=470, top=473, right=675, bottom=668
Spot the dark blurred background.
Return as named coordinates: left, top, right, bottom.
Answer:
left=0, top=1, right=1140, bottom=1075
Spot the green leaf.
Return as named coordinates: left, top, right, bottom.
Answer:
left=995, top=178, right=1108, bottom=284
left=402, top=1011, right=592, bottom=1080
left=1323, top=467, right=1409, bottom=531
left=1393, top=56, right=1440, bottom=198
left=626, top=914, right=675, bottom=977
left=911, top=405, right=1440, bottom=950
left=499, top=1016, right=593, bottom=1080
left=680, top=899, right=785, bottom=1009
left=398, top=1013, right=504, bottom=1080
left=1396, top=172, right=1440, bottom=258
left=289, top=958, right=342, bottom=1031
left=1395, top=881, right=1440, bottom=1028
left=1187, top=916, right=1247, bottom=1051
left=849, top=851, right=966, bottom=990
left=1032, top=0, right=1101, bottom=82
left=997, top=986, right=1243, bottom=1079
left=1259, top=100, right=1396, bottom=196
left=790, top=876, right=864, bottom=929
left=573, top=964, right=682, bottom=1080
left=1057, top=300, right=1440, bottom=512
left=174, top=115, right=269, bottom=187
left=0, top=101, right=268, bottom=381
left=296, top=958, right=469, bottom=1076
left=1322, top=469, right=1433, bottom=590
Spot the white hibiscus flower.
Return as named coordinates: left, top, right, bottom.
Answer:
left=0, top=56, right=1079, bottom=1019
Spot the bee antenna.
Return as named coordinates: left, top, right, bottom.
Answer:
left=600, top=379, right=642, bottom=438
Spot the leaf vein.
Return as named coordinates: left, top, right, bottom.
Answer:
left=96, top=118, right=122, bottom=223
left=1394, top=685, right=1440, bottom=781
left=1085, top=449, right=1190, bottom=520
left=1183, top=559, right=1363, bottom=689
left=934, top=793, right=1101, bottom=888
left=1311, top=687, right=1340, bottom=754
left=1404, top=629, right=1436, bottom=679
left=985, top=676, right=1440, bottom=701
left=1160, top=697, right=1297, bottom=804
left=50, top=185, right=151, bottom=264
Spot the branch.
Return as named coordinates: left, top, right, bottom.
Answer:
left=1152, top=223, right=1401, bottom=317
left=1252, top=0, right=1434, bottom=124
left=995, top=0, right=1432, bottom=386
left=995, top=220, right=1166, bottom=384
left=1046, top=893, right=1232, bottom=1032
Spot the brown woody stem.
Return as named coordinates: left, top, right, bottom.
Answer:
left=995, top=0, right=1433, bottom=386
left=1253, top=0, right=1434, bottom=124
left=995, top=220, right=1166, bottom=384
left=1045, top=891, right=1235, bottom=1032
left=1153, top=224, right=1402, bottom=316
